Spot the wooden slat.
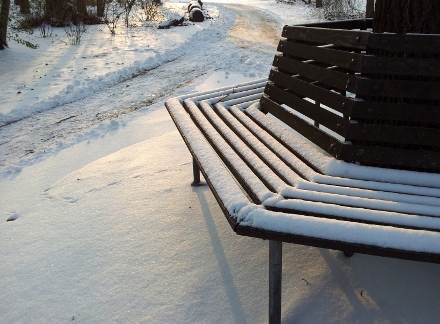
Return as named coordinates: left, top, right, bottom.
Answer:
left=282, top=26, right=369, bottom=49
left=346, top=124, right=440, bottom=147
left=292, top=19, right=372, bottom=30
left=269, top=69, right=356, bottom=116
left=273, top=55, right=359, bottom=93
left=265, top=82, right=349, bottom=135
left=236, top=225, right=440, bottom=264
left=368, top=33, right=440, bottom=54
left=361, top=56, right=440, bottom=77
left=260, top=95, right=343, bottom=157
left=357, top=78, right=440, bottom=100
left=277, top=40, right=364, bottom=72
left=340, top=145, right=440, bottom=171
left=351, top=101, right=440, bottom=124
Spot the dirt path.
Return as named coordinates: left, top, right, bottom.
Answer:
left=225, top=4, right=281, bottom=55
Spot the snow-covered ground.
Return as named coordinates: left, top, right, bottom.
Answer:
left=2, top=1, right=440, bottom=323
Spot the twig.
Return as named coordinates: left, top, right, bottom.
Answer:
left=213, top=86, right=238, bottom=104
left=54, top=116, right=76, bottom=124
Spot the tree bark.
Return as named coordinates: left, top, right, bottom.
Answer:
left=97, top=0, right=105, bottom=17
left=77, top=0, right=88, bottom=17
left=0, top=0, right=10, bottom=49
left=365, top=0, right=374, bottom=19
left=374, top=0, right=440, bottom=34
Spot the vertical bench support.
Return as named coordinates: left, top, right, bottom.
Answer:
left=191, top=156, right=201, bottom=186
left=269, top=240, right=282, bottom=324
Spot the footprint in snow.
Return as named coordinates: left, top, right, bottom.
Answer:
left=7, top=213, right=20, bottom=222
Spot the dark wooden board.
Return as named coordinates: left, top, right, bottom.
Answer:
left=351, top=101, right=440, bottom=124
left=293, top=18, right=372, bottom=30
left=265, top=82, right=349, bottom=135
left=356, top=78, right=440, bottom=100
left=277, top=40, right=364, bottom=72
left=368, top=33, right=440, bottom=54
left=282, top=26, right=369, bottom=49
left=361, top=56, right=440, bottom=77
left=346, top=124, right=440, bottom=147
left=340, top=144, right=440, bottom=171
left=235, top=224, right=440, bottom=264
left=260, top=95, right=344, bottom=157
left=269, top=69, right=356, bottom=116
left=273, top=55, right=359, bottom=93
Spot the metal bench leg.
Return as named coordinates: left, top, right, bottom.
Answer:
left=269, top=240, right=282, bottom=324
left=191, top=156, right=201, bottom=186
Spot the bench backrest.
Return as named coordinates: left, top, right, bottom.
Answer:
left=261, top=19, right=440, bottom=172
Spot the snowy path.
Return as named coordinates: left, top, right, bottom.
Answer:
left=0, top=4, right=276, bottom=177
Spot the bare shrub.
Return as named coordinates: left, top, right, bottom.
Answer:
left=64, top=20, right=87, bottom=44
left=104, top=0, right=122, bottom=34
left=138, top=0, right=163, bottom=26
left=322, top=0, right=364, bottom=20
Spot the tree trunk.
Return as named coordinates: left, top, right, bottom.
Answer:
left=0, top=0, right=10, bottom=49
left=374, top=0, right=440, bottom=34
left=365, top=0, right=374, bottom=19
left=97, top=0, right=105, bottom=17
left=316, top=0, right=322, bottom=8
left=77, top=0, right=88, bottom=17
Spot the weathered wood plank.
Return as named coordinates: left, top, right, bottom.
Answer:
left=340, top=145, right=440, bottom=171
left=361, top=56, right=440, bottom=77
left=293, top=18, right=372, bottom=30
left=265, top=82, right=349, bottom=135
left=273, top=55, right=359, bottom=93
left=368, top=33, right=440, bottom=53
left=260, top=95, right=343, bottom=155
left=269, top=69, right=356, bottom=116
left=346, top=124, right=440, bottom=147
left=351, top=101, right=440, bottom=124
left=282, top=26, right=369, bottom=49
left=356, top=78, right=440, bottom=100
left=277, top=40, right=364, bottom=72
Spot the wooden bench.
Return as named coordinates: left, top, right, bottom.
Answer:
left=165, top=19, right=440, bottom=323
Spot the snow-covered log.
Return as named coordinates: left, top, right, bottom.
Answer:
left=188, top=0, right=204, bottom=22
left=158, top=16, right=184, bottom=29
left=189, top=8, right=204, bottom=22
left=188, top=0, right=202, bottom=11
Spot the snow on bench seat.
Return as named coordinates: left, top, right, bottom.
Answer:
left=166, top=80, right=440, bottom=263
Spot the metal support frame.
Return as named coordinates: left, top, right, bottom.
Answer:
left=191, top=156, right=201, bottom=186
left=269, top=240, right=282, bottom=324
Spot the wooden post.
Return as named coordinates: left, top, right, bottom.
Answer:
left=269, top=240, right=282, bottom=324
left=191, top=156, right=201, bottom=186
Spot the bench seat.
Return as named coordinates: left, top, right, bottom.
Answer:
left=166, top=79, right=440, bottom=263
left=165, top=19, right=440, bottom=323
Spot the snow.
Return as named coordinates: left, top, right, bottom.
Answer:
left=2, top=0, right=440, bottom=323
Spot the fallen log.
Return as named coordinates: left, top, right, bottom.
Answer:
left=189, top=7, right=204, bottom=22
left=188, top=0, right=202, bottom=11
left=158, top=16, right=184, bottom=29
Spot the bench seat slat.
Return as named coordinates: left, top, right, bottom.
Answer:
left=232, top=106, right=440, bottom=209
left=264, top=198, right=440, bottom=232
left=245, top=106, right=440, bottom=197
left=195, top=101, right=288, bottom=193
left=183, top=99, right=273, bottom=203
left=280, top=188, right=440, bottom=218
left=214, top=103, right=303, bottom=187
